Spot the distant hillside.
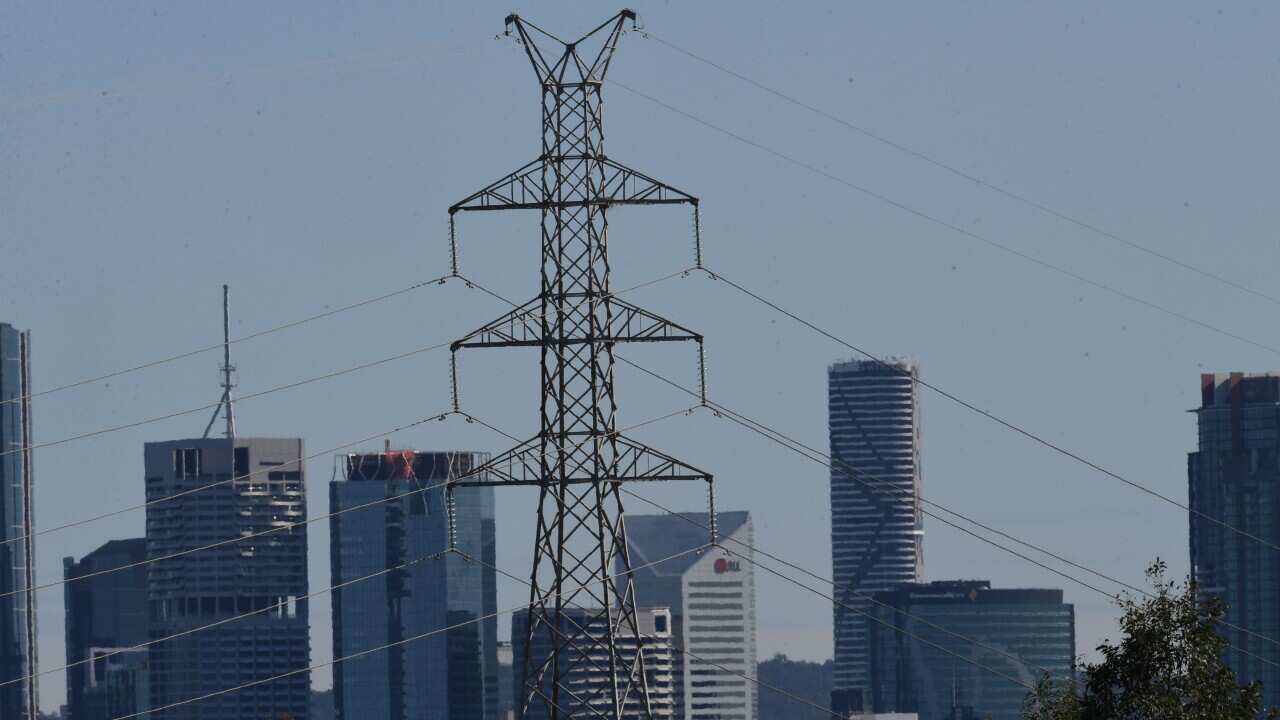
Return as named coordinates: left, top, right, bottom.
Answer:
left=757, top=654, right=834, bottom=720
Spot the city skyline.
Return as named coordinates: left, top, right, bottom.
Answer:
left=5, top=2, right=1280, bottom=716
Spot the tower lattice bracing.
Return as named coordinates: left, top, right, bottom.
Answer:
left=448, top=10, right=713, bottom=720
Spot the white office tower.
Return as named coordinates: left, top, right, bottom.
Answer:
left=827, top=358, right=923, bottom=716
left=624, top=512, right=758, bottom=720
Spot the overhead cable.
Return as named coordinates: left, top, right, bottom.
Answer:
left=641, top=31, right=1280, bottom=310
left=608, top=79, right=1280, bottom=359
left=106, top=544, right=712, bottom=720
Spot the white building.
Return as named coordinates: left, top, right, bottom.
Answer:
left=624, top=511, right=758, bottom=720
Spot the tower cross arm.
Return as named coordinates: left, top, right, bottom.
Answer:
left=449, top=158, right=546, bottom=213
left=599, top=158, right=697, bottom=207
left=450, top=434, right=711, bottom=488
left=448, top=157, right=695, bottom=213
left=450, top=296, right=701, bottom=351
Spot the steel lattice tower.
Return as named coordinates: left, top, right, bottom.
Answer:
left=447, top=10, right=713, bottom=720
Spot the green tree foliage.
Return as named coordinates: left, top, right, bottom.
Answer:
left=1025, top=560, right=1276, bottom=720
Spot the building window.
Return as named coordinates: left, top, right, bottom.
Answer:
left=234, top=447, right=250, bottom=477
left=174, top=448, right=202, bottom=477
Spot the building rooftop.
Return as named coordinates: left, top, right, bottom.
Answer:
left=625, top=511, right=750, bottom=575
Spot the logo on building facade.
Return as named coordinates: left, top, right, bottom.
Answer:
left=713, top=558, right=741, bottom=574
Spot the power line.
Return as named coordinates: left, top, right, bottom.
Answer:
left=0, top=457, right=459, bottom=601
left=615, top=489, right=1052, bottom=677
left=688, top=267, right=1280, bottom=557
left=607, top=79, right=1280, bottom=359
left=1, top=406, right=700, bottom=699
left=0, top=339, right=454, bottom=459
left=0, top=410, right=462, bottom=549
left=1, top=550, right=449, bottom=689
left=1, top=268, right=682, bottom=460
left=467, top=527, right=1041, bottom=693
left=106, top=543, right=712, bottom=720
left=611, top=353, right=1280, bottom=660
left=640, top=31, right=1280, bottom=310
left=0, top=274, right=454, bottom=409
left=472, top=550, right=889, bottom=719
left=458, top=272, right=1280, bottom=654
left=8, top=401, right=693, bottom=605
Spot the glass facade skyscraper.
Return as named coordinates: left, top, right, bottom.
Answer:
left=1190, top=372, right=1280, bottom=707
left=866, top=581, right=1074, bottom=720
left=64, top=538, right=149, bottom=720
left=144, top=437, right=310, bottom=720
left=0, top=322, right=37, bottom=719
left=330, top=449, right=496, bottom=720
left=623, top=511, right=758, bottom=720
left=828, top=358, right=923, bottom=713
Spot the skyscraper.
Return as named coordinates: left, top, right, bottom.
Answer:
left=623, top=511, right=758, bottom=720
left=0, top=322, right=37, bottom=720
left=828, top=358, right=923, bottom=714
left=64, top=538, right=149, bottom=720
left=1190, top=372, right=1280, bottom=706
left=866, top=580, right=1074, bottom=720
left=330, top=449, right=496, bottom=720
left=512, top=606, right=676, bottom=720
left=144, top=438, right=310, bottom=719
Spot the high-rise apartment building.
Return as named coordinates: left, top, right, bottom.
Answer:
left=144, top=437, right=310, bottom=719
left=64, top=538, right=149, bottom=720
left=624, top=511, right=758, bottom=720
left=1190, top=372, right=1280, bottom=706
left=0, top=322, right=37, bottom=719
left=865, top=580, right=1074, bottom=720
left=828, top=358, right=923, bottom=714
left=512, top=606, right=675, bottom=720
left=330, top=449, right=497, bottom=720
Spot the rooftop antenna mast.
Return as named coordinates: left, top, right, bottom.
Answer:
left=203, top=284, right=236, bottom=440
left=446, top=10, right=715, bottom=720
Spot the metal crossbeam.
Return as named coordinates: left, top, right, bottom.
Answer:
left=451, top=296, right=702, bottom=350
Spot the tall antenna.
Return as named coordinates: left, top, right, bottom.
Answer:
left=447, top=10, right=715, bottom=720
left=202, top=284, right=236, bottom=440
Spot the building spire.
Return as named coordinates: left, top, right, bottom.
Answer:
left=202, top=285, right=236, bottom=440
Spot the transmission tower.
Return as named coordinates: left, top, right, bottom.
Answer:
left=447, top=10, right=714, bottom=720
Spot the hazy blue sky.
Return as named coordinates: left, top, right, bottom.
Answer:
left=4, top=2, right=1280, bottom=711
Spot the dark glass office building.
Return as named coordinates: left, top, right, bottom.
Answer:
left=828, top=358, right=923, bottom=713
left=330, top=450, right=496, bottom=720
left=866, top=580, right=1074, bottom=720
left=1190, top=372, right=1280, bottom=707
left=64, top=538, right=149, bottom=720
left=144, top=437, right=310, bottom=720
left=0, top=322, right=37, bottom=719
